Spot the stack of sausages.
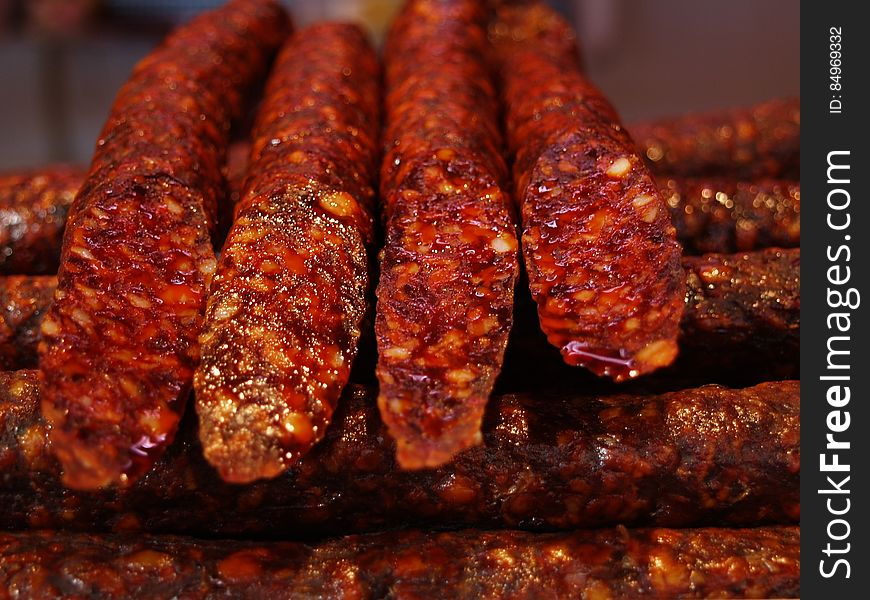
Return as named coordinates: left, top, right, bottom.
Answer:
left=0, top=0, right=800, bottom=597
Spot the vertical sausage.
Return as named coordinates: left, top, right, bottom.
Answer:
left=0, top=371, right=799, bottom=535
left=37, top=0, right=290, bottom=489
left=662, top=177, right=800, bottom=254
left=492, top=4, right=686, bottom=381
left=0, top=527, right=800, bottom=599
left=377, top=0, right=519, bottom=469
left=0, top=166, right=84, bottom=275
left=194, top=23, right=380, bottom=484
left=0, top=276, right=56, bottom=370
left=630, top=98, right=801, bottom=179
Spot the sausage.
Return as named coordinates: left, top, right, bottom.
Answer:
left=0, top=247, right=800, bottom=384
left=500, top=247, right=800, bottom=392
left=487, top=1, right=582, bottom=72
left=663, top=177, right=800, bottom=254
left=630, top=98, right=801, bottom=179
left=377, top=0, right=519, bottom=468
left=677, top=247, right=799, bottom=378
left=194, top=23, right=380, bottom=483
left=492, top=4, right=686, bottom=381
left=0, top=166, right=84, bottom=275
left=37, top=0, right=290, bottom=490
left=0, top=370, right=799, bottom=535
left=0, top=527, right=800, bottom=599
left=0, top=276, right=56, bottom=370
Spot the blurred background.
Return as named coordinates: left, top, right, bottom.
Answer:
left=0, top=0, right=799, bottom=169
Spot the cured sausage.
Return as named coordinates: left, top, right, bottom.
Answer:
left=663, top=177, right=800, bottom=254
left=377, top=0, right=519, bottom=468
left=492, top=4, right=685, bottom=381
left=677, top=247, right=800, bottom=378
left=194, top=23, right=380, bottom=483
left=37, top=0, right=290, bottom=489
left=487, top=1, right=582, bottom=72
left=0, top=276, right=55, bottom=370
left=0, top=370, right=799, bottom=535
left=0, top=166, right=84, bottom=275
left=0, top=527, right=800, bottom=599
left=630, top=98, right=801, bottom=179
left=500, top=247, right=800, bottom=392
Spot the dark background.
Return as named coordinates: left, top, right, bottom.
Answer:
left=0, top=0, right=799, bottom=169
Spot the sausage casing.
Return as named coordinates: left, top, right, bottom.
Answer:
left=630, top=97, right=801, bottom=179
left=1, top=371, right=799, bottom=535
left=0, top=527, right=799, bottom=599
left=0, top=166, right=84, bottom=275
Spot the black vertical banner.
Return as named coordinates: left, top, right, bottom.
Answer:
left=801, top=2, right=870, bottom=596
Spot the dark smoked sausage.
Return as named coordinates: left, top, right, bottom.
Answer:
left=663, top=177, right=800, bottom=254
left=37, top=0, right=290, bottom=489
left=0, top=276, right=56, bottom=370
left=630, top=98, right=801, bottom=179
left=492, top=4, right=686, bottom=381
left=377, top=0, right=519, bottom=468
left=0, top=370, right=799, bottom=535
left=0, top=166, right=84, bottom=275
left=194, top=23, right=380, bottom=484
left=0, top=527, right=800, bottom=599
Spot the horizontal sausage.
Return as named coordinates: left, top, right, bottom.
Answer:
left=0, top=276, right=56, bottom=370
left=492, top=3, right=686, bottom=381
left=0, top=370, right=798, bottom=535
left=499, top=247, right=800, bottom=392
left=37, top=0, right=290, bottom=490
left=0, top=527, right=800, bottom=599
left=663, top=177, right=800, bottom=254
left=630, top=98, right=801, bottom=179
left=0, top=247, right=800, bottom=385
left=0, top=166, right=84, bottom=275
left=377, top=0, right=519, bottom=468
left=194, top=23, right=381, bottom=483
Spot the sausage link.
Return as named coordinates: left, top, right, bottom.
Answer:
left=37, top=0, right=290, bottom=490
left=0, top=276, right=56, bottom=370
left=0, top=166, right=84, bottom=275
left=492, top=5, right=685, bottom=381
left=194, top=24, right=380, bottom=484
left=0, top=527, right=799, bottom=599
left=678, top=247, right=799, bottom=378
left=487, top=1, right=582, bottom=72
left=630, top=98, right=801, bottom=179
left=500, top=247, right=800, bottom=392
left=663, top=177, right=800, bottom=254
left=377, top=0, right=519, bottom=469
left=0, top=371, right=798, bottom=535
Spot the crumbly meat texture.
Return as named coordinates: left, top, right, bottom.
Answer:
left=492, top=4, right=685, bottom=380
left=376, top=0, right=519, bottom=468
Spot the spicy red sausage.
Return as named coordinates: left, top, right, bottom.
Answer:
left=0, top=275, right=56, bottom=370
left=0, top=527, right=800, bottom=599
left=0, top=166, right=84, bottom=275
left=491, top=4, right=685, bottom=381
left=0, top=371, right=799, bottom=536
left=662, top=177, right=800, bottom=254
left=376, top=0, right=519, bottom=469
left=194, top=23, right=380, bottom=484
left=630, top=98, right=801, bottom=179
left=37, top=0, right=290, bottom=489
